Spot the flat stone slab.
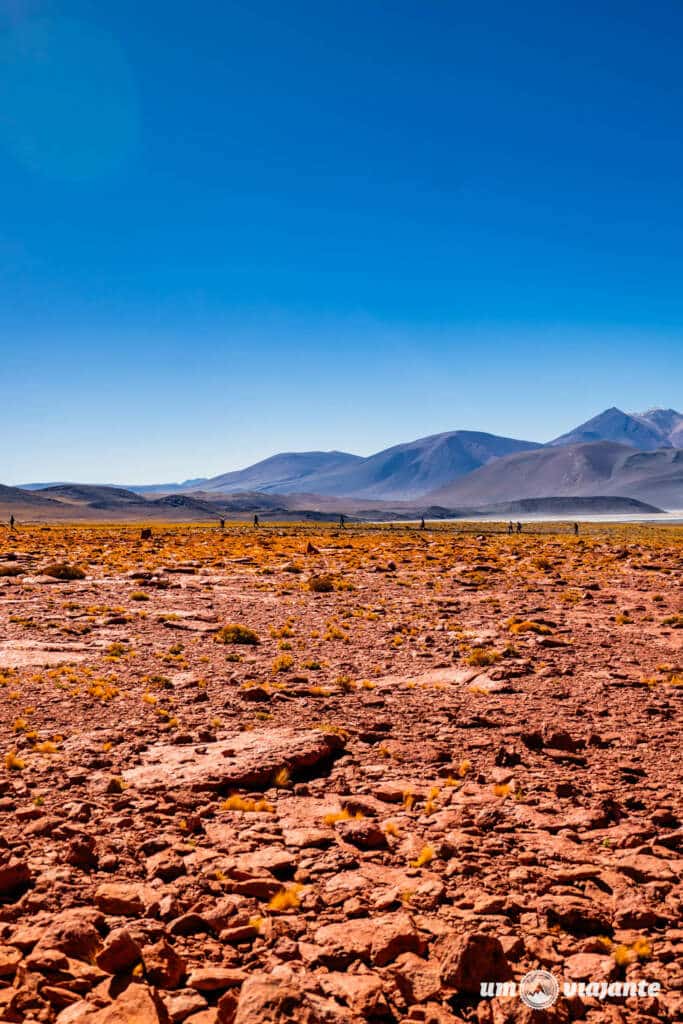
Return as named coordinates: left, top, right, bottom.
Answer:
left=0, top=641, right=92, bottom=668
left=161, top=619, right=219, bottom=633
left=156, top=610, right=218, bottom=621
left=123, top=727, right=345, bottom=793
left=375, top=667, right=482, bottom=689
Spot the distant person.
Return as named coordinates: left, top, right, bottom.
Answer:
left=573, top=522, right=579, bottom=536
left=253, top=514, right=259, bottom=528
left=9, top=514, right=15, bottom=531
left=516, top=521, right=522, bottom=534
left=420, top=517, right=426, bottom=530
left=339, top=514, right=346, bottom=529
left=507, top=521, right=513, bottom=534
left=219, top=518, right=225, bottom=530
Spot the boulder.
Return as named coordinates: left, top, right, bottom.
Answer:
left=123, top=729, right=345, bottom=793
left=438, top=931, right=512, bottom=994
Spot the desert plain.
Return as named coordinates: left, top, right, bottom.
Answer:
left=0, top=521, right=682, bottom=1024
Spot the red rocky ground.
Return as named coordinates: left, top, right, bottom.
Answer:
left=0, top=522, right=682, bottom=1024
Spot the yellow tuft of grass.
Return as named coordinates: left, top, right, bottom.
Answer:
left=411, top=845, right=435, bottom=868
left=5, top=750, right=24, bottom=771
left=272, top=654, right=294, bottom=673
left=222, top=794, right=274, bottom=813
left=465, top=647, right=501, bottom=666
left=424, top=786, right=440, bottom=814
left=268, top=883, right=304, bottom=912
left=323, top=808, right=364, bottom=825
left=613, top=944, right=632, bottom=967
left=215, top=624, right=259, bottom=645
left=631, top=937, right=652, bottom=961
left=508, top=619, right=552, bottom=635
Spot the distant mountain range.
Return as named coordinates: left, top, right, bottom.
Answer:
left=549, top=407, right=683, bottom=450
left=0, top=479, right=662, bottom=524
left=193, top=431, right=542, bottom=500
left=11, top=406, right=683, bottom=514
left=429, top=442, right=683, bottom=509
left=196, top=450, right=362, bottom=495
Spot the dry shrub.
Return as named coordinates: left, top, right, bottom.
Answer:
left=308, top=574, right=335, bottom=593
left=215, top=624, right=259, bottom=645
left=43, top=563, right=86, bottom=581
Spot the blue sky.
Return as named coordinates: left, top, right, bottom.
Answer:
left=1, top=1, right=682, bottom=484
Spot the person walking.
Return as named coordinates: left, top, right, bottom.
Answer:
left=253, top=514, right=259, bottom=528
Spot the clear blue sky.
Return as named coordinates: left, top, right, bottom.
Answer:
left=2, top=1, right=682, bottom=484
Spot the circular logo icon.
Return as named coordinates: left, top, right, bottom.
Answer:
left=519, top=969, right=560, bottom=1010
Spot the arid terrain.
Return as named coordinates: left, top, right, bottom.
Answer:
left=0, top=521, right=682, bottom=1024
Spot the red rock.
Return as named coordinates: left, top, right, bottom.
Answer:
left=0, top=858, right=31, bottom=898
left=614, top=853, right=677, bottom=883
left=143, top=940, right=186, bottom=989
left=219, top=925, right=260, bottom=945
left=168, top=913, right=214, bottom=937
left=123, top=729, right=345, bottom=792
left=67, top=834, right=99, bottom=870
left=234, top=847, right=297, bottom=876
left=334, top=817, right=387, bottom=849
left=0, top=944, right=22, bottom=976
left=233, top=973, right=351, bottom=1024
left=96, top=928, right=142, bottom=974
left=33, top=909, right=103, bottom=962
left=281, top=827, right=332, bottom=849
left=27, top=947, right=70, bottom=972
left=187, top=967, right=246, bottom=992
left=56, top=985, right=170, bottom=1023
left=438, top=931, right=512, bottom=994
left=216, top=990, right=239, bottom=1023
left=146, top=850, right=187, bottom=882
left=564, top=952, right=615, bottom=981
left=7, top=923, right=43, bottom=951
left=389, top=951, right=442, bottom=1004
left=536, top=895, right=612, bottom=937
left=318, top=972, right=388, bottom=1016
left=315, top=912, right=422, bottom=967
left=79, top=983, right=169, bottom=1023
left=95, top=882, right=151, bottom=917
left=163, top=989, right=208, bottom=1023
left=42, top=984, right=83, bottom=1011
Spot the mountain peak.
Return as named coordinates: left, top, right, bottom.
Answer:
left=550, top=406, right=681, bottom=451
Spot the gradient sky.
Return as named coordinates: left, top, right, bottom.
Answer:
left=2, top=1, right=682, bottom=484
